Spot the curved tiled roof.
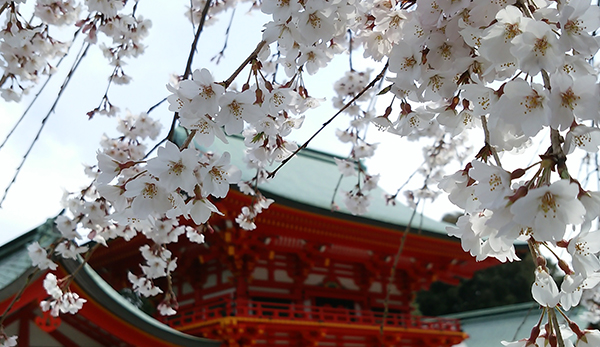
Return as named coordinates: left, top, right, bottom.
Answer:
left=0, top=220, right=219, bottom=347
left=173, top=127, right=452, bottom=235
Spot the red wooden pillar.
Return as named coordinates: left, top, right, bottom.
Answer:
left=18, top=314, right=29, bottom=347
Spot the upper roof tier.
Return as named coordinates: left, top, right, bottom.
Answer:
left=173, top=127, right=452, bottom=236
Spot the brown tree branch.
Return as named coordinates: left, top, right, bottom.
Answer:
left=268, top=61, right=390, bottom=179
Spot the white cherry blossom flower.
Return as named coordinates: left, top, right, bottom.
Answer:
left=438, top=169, right=480, bottom=213
left=568, top=229, right=600, bottom=277
left=55, top=241, right=88, bottom=260
left=186, top=197, right=222, bottom=225
left=179, top=113, right=228, bottom=148
left=158, top=302, right=177, bottom=316
left=559, top=0, right=600, bottom=57
left=531, top=267, right=560, bottom=307
left=43, top=273, right=62, bottom=299
left=217, top=90, right=264, bottom=135
left=146, top=142, right=199, bottom=193
left=511, top=20, right=563, bottom=75
left=186, top=227, right=205, bottom=244
left=236, top=206, right=257, bottom=230
left=479, top=5, right=530, bottom=72
left=447, top=215, right=483, bottom=259
left=491, top=80, right=550, bottom=138
left=564, top=125, right=600, bottom=155
left=510, top=180, right=585, bottom=242
left=334, top=158, right=356, bottom=177
left=550, top=73, right=599, bottom=130
left=575, top=329, right=600, bottom=347
left=199, top=152, right=241, bottom=198
left=28, top=242, right=58, bottom=270
left=297, top=9, right=335, bottom=45
left=261, top=0, right=302, bottom=23
left=470, top=160, right=512, bottom=210
left=128, top=272, right=162, bottom=297
left=0, top=335, right=17, bottom=347
left=124, top=175, right=172, bottom=217
left=343, top=190, right=371, bottom=215
left=388, top=41, right=421, bottom=81
left=180, top=68, right=224, bottom=116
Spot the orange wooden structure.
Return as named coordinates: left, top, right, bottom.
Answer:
left=0, top=132, right=503, bottom=346
left=87, top=132, right=502, bottom=347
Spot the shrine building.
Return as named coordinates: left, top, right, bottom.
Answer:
left=0, top=130, right=503, bottom=346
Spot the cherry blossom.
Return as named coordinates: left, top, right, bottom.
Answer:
left=27, top=242, right=58, bottom=271
left=510, top=180, right=585, bottom=242
left=6, top=0, right=600, bottom=344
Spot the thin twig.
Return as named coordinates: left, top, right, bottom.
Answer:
left=165, top=0, right=213, bottom=144
left=183, top=0, right=212, bottom=80
left=0, top=269, right=39, bottom=326
left=64, top=243, right=102, bottom=285
left=146, top=97, right=167, bottom=114
left=0, top=43, right=91, bottom=208
left=0, top=74, right=8, bottom=89
left=0, top=2, right=8, bottom=18
left=174, top=40, right=269, bottom=150
left=480, top=115, right=502, bottom=167
left=380, top=203, right=419, bottom=339
left=330, top=173, right=344, bottom=210
left=550, top=308, right=566, bottom=347
left=348, top=29, right=354, bottom=71
left=512, top=304, right=535, bottom=340
left=0, top=11, right=83, bottom=150
left=223, top=40, right=267, bottom=88
left=211, top=8, right=236, bottom=64
left=268, top=61, right=390, bottom=179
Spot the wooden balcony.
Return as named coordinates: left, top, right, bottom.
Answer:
left=160, top=297, right=462, bottom=333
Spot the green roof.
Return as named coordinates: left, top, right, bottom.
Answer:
left=174, top=127, right=451, bottom=235
left=0, top=217, right=58, bottom=294
left=0, top=220, right=219, bottom=347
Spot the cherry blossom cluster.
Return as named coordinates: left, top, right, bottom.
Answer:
left=0, top=0, right=150, bottom=103
left=4, top=0, right=600, bottom=345
left=0, top=1, right=70, bottom=101
left=40, top=273, right=87, bottom=317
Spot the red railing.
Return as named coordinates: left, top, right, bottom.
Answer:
left=160, top=297, right=462, bottom=332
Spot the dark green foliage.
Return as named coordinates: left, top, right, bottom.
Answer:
left=416, top=254, right=535, bottom=316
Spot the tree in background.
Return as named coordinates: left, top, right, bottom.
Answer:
left=2, top=0, right=600, bottom=346
left=417, top=253, right=536, bottom=316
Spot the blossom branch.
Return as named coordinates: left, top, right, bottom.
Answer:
left=0, top=2, right=8, bottom=18
left=268, top=61, right=390, bottom=179
left=222, top=40, right=267, bottom=89
left=182, top=0, right=212, bottom=80
left=211, top=8, right=236, bottom=64
left=380, top=204, right=418, bottom=337
left=165, top=0, right=213, bottom=143
left=480, top=115, right=502, bottom=167
left=0, top=42, right=91, bottom=208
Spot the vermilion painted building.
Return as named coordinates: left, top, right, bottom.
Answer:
left=0, top=131, right=501, bottom=346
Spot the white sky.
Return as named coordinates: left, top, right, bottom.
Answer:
left=0, top=1, right=464, bottom=246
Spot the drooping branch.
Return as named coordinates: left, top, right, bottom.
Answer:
left=0, top=42, right=91, bottom=208
left=268, top=61, right=390, bottom=179
left=480, top=115, right=502, bottom=167
left=211, top=8, right=237, bottom=64
left=165, top=0, right=213, bottom=144
left=0, top=25, right=84, bottom=152
left=182, top=0, right=212, bottom=80
left=173, top=40, right=268, bottom=150
left=380, top=204, right=418, bottom=340
left=223, top=40, right=267, bottom=89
